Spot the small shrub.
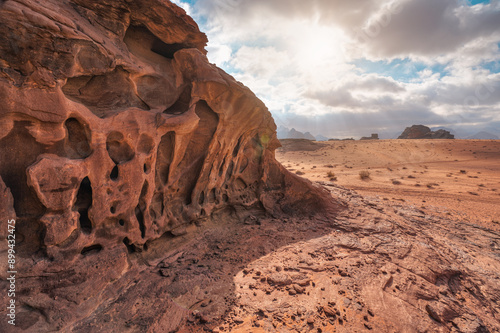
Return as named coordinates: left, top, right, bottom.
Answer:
left=359, top=170, right=370, bottom=180
left=327, top=171, right=336, bottom=178
left=392, top=180, right=402, bottom=185
left=295, top=171, right=305, bottom=175
left=460, top=170, right=467, bottom=174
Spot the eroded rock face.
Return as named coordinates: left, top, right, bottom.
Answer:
left=0, top=1, right=337, bottom=330
left=398, top=125, right=455, bottom=139
left=0, top=0, right=335, bottom=258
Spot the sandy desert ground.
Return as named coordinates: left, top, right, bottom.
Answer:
left=173, top=139, right=500, bottom=332
left=277, top=139, right=500, bottom=231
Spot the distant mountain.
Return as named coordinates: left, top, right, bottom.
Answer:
left=277, top=126, right=317, bottom=140
left=479, top=127, right=500, bottom=137
left=315, top=134, right=331, bottom=141
left=303, top=132, right=316, bottom=141
left=467, top=131, right=499, bottom=140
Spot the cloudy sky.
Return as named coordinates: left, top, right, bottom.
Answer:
left=173, top=0, right=500, bottom=138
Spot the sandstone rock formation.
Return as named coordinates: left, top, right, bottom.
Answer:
left=398, top=125, right=455, bottom=139
left=0, top=0, right=336, bottom=255
left=360, top=133, right=379, bottom=140
left=0, top=0, right=337, bottom=331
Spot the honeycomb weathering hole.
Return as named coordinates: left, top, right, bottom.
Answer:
left=124, top=24, right=189, bottom=60
left=106, top=132, right=135, bottom=164
left=164, top=84, right=192, bottom=115
left=155, top=131, right=175, bottom=186
left=110, top=165, right=119, bottom=180
left=80, top=244, right=103, bottom=256
left=75, top=177, right=93, bottom=234
left=64, top=118, right=92, bottom=159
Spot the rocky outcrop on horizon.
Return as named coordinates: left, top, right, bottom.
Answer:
left=398, top=125, right=455, bottom=139
left=360, top=133, right=379, bottom=140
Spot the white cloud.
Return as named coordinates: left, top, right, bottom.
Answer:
left=206, top=44, right=232, bottom=65
left=182, top=0, right=500, bottom=137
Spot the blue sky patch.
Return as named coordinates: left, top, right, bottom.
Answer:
left=351, top=58, right=449, bottom=82
left=481, top=60, right=500, bottom=73
left=468, top=0, right=490, bottom=5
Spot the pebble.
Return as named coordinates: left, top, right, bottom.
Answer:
left=293, top=284, right=305, bottom=294
left=323, top=305, right=337, bottom=317
left=268, top=273, right=292, bottom=286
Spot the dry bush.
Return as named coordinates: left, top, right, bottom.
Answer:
left=327, top=171, right=335, bottom=178
left=295, top=171, right=305, bottom=175
left=359, top=170, right=371, bottom=180
left=392, top=180, right=402, bottom=185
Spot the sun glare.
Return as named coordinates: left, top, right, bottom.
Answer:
left=291, top=23, right=345, bottom=69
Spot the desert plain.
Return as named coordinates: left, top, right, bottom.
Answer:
left=277, top=139, right=500, bottom=231
left=176, top=139, right=500, bottom=332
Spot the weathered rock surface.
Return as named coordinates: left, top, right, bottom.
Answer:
left=0, top=0, right=337, bottom=253
left=0, top=0, right=337, bottom=331
left=398, top=125, right=455, bottom=139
